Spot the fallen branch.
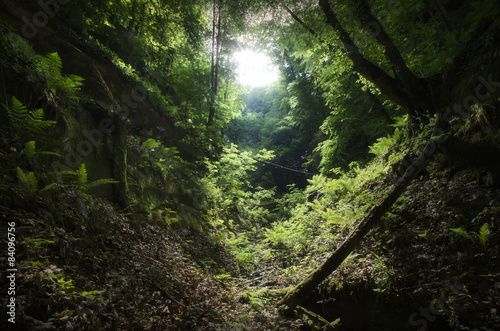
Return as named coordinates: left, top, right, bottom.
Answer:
left=297, top=305, right=340, bottom=330
left=277, top=114, right=445, bottom=312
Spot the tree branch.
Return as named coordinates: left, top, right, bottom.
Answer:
left=278, top=0, right=334, bottom=52
left=317, top=0, right=426, bottom=120
left=352, top=0, right=418, bottom=85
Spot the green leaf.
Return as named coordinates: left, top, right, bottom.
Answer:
left=142, top=138, right=161, bottom=150
left=78, top=163, right=88, bottom=187
left=17, top=167, right=38, bottom=194
left=39, top=183, right=58, bottom=195
left=24, top=141, right=36, bottom=157
left=85, top=178, right=119, bottom=191
left=479, top=223, right=489, bottom=246
left=450, top=227, right=473, bottom=240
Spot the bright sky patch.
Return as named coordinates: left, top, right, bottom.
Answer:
left=233, top=50, right=279, bottom=87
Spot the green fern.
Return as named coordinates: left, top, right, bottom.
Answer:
left=85, top=178, right=119, bottom=190
left=450, top=224, right=489, bottom=246
left=5, top=96, right=28, bottom=129
left=369, top=128, right=400, bottom=157
left=17, top=167, right=38, bottom=195
left=5, top=35, right=83, bottom=98
left=4, top=97, right=56, bottom=139
left=23, top=141, right=60, bottom=158
left=39, top=183, right=58, bottom=195
left=390, top=115, right=408, bottom=128
left=24, top=141, right=36, bottom=157
left=54, top=163, right=118, bottom=191
left=77, top=163, right=88, bottom=187
left=478, top=223, right=489, bottom=246
left=17, top=167, right=59, bottom=196
left=142, top=138, right=161, bottom=150
left=450, top=227, right=473, bottom=240
left=35, top=52, right=84, bottom=97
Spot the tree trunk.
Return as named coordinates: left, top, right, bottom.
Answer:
left=352, top=0, right=433, bottom=116
left=278, top=113, right=444, bottom=312
left=353, top=0, right=417, bottom=85
left=363, top=88, right=394, bottom=125
left=317, top=0, right=433, bottom=121
left=112, top=104, right=129, bottom=210
left=208, top=0, right=222, bottom=127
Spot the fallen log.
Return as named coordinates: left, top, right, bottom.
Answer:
left=278, top=114, right=445, bottom=312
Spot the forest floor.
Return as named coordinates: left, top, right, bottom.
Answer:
left=0, top=182, right=305, bottom=330
left=1, top=159, right=499, bottom=330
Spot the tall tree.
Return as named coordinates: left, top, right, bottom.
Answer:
left=208, top=0, right=223, bottom=127
left=278, top=0, right=436, bottom=123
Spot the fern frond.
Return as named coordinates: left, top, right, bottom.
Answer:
left=5, top=97, right=56, bottom=138
left=479, top=223, right=489, bottom=246
left=142, top=138, right=161, bottom=150
left=85, top=178, right=119, bottom=191
left=67, top=75, right=85, bottom=88
left=39, top=183, right=58, bottom=195
left=450, top=227, right=473, bottom=240
left=78, top=163, right=88, bottom=187
left=26, top=172, right=37, bottom=191
left=30, top=108, right=57, bottom=130
left=5, top=97, right=29, bottom=128
left=24, top=141, right=36, bottom=157
left=17, top=167, right=29, bottom=187
left=17, top=167, right=38, bottom=194
left=44, top=52, right=63, bottom=70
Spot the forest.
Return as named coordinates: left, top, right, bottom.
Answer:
left=0, top=0, right=499, bottom=329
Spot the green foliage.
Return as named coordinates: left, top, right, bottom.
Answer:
left=23, top=237, right=55, bottom=248
left=371, top=252, right=395, bottom=293
left=479, top=223, right=489, bottom=247
left=23, top=235, right=55, bottom=256
left=449, top=223, right=490, bottom=247
left=34, top=52, right=84, bottom=97
left=369, top=128, right=401, bottom=157
left=256, top=128, right=409, bottom=269
left=264, top=222, right=296, bottom=249
left=4, top=97, right=57, bottom=141
left=24, top=140, right=36, bottom=157
left=4, top=33, right=84, bottom=98
left=16, top=167, right=58, bottom=196
left=140, top=138, right=181, bottom=172
left=202, top=144, right=277, bottom=267
left=44, top=272, right=102, bottom=300
left=23, top=141, right=60, bottom=158
left=53, top=163, right=118, bottom=192
left=449, top=227, right=473, bottom=240
left=17, top=167, right=38, bottom=196
left=141, top=138, right=161, bottom=150
left=226, top=232, right=257, bottom=266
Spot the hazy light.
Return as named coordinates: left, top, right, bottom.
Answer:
left=234, top=50, right=279, bottom=87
